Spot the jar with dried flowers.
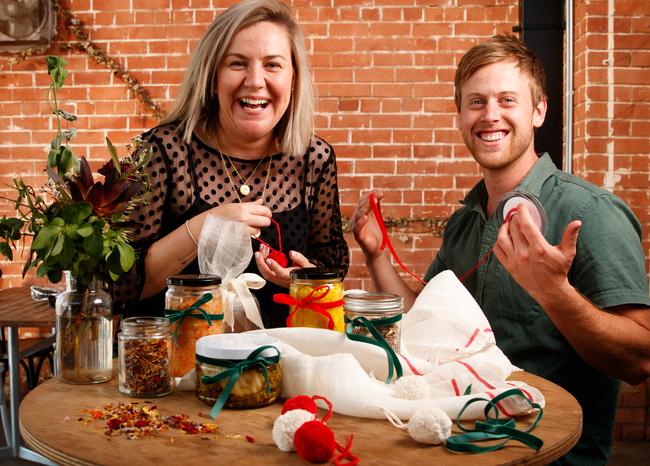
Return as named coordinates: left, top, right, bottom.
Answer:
left=0, top=56, right=152, bottom=384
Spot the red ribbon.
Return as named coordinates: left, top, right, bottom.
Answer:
left=334, top=434, right=360, bottom=466
left=369, top=192, right=427, bottom=285
left=255, top=218, right=288, bottom=267
left=370, top=194, right=523, bottom=284
left=274, top=285, right=343, bottom=330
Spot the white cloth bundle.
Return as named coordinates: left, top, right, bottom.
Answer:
left=198, top=215, right=265, bottom=330
left=257, top=270, right=544, bottom=420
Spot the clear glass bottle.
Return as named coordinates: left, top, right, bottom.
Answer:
left=118, top=316, right=174, bottom=397
left=289, top=267, right=345, bottom=332
left=344, top=292, right=403, bottom=353
left=165, top=274, right=223, bottom=377
left=55, top=272, right=113, bottom=384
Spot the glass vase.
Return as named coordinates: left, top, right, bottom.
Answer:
left=54, top=271, right=113, bottom=384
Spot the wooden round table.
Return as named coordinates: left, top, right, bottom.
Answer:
left=20, top=372, right=581, bottom=465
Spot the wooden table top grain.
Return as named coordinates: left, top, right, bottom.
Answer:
left=20, top=370, right=582, bottom=466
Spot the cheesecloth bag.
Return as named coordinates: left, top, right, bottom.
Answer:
left=198, top=215, right=265, bottom=332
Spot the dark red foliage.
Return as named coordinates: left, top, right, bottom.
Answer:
left=68, top=157, right=144, bottom=217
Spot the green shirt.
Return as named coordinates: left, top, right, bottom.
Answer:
left=425, top=153, right=650, bottom=466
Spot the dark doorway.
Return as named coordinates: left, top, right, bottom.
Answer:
left=516, top=0, right=565, bottom=169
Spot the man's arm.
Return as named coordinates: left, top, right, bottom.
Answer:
left=493, top=204, right=650, bottom=385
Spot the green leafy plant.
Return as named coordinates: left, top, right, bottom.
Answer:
left=0, top=56, right=151, bottom=288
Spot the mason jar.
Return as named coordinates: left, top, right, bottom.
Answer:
left=344, top=292, right=403, bottom=353
left=289, top=267, right=345, bottom=332
left=165, top=274, right=223, bottom=377
left=118, top=316, right=174, bottom=397
left=195, top=334, right=282, bottom=413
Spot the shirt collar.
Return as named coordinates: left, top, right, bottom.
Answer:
left=460, top=153, right=555, bottom=212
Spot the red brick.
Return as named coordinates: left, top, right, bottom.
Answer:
left=373, top=145, right=412, bottom=158
left=371, top=115, right=412, bottom=128
left=616, top=408, right=646, bottom=424
left=351, top=130, right=391, bottom=144
left=355, top=160, right=395, bottom=174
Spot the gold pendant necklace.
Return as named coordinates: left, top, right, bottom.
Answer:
left=213, top=137, right=266, bottom=196
left=214, top=136, right=275, bottom=203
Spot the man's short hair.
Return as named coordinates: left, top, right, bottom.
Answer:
left=454, top=34, right=547, bottom=111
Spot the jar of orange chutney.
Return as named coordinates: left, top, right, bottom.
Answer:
left=165, top=274, right=223, bottom=377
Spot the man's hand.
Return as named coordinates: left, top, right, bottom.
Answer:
left=351, top=190, right=385, bottom=261
left=493, top=203, right=582, bottom=304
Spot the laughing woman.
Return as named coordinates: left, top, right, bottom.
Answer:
left=114, top=0, right=349, bottom=328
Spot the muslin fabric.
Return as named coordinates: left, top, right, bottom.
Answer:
left=257, top=270, right=544, bottom=420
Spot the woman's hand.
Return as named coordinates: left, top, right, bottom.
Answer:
left=207, top=199, right=272, bottom=236
left=351, top=190, right=385, bottom=261
left=254, top=246, right=314, bottom=288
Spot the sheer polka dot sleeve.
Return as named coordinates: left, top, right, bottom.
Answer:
left=112, top=128, right=173, bottom=304
left=304, top=138, right=350, bottom=272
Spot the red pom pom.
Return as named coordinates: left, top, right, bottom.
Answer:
left=268, top=250, right=288, bottom=267
left=282, top=395, right=318, bottom=415
left=294, top=420, right=336, bottom=463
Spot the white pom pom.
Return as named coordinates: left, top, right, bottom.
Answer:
left=394, top=375, right=429, bottom=400
left=272, top=409, right=315, bottom=452
left=407, top=408, right=452, bottom=445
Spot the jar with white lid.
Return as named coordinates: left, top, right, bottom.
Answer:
left=195, top=333, right=281, bottom=418
left=344, top=292, right=403, bottom=353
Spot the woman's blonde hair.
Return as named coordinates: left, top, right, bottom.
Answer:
left=454, top=34, right=547, bottom=111
left=160, top=0, right=314, bottom=157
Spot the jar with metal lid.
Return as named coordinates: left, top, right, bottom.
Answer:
left=344, top=292, right=403, bottom=353
left=165, top=274, right=224, bottom=377
left=195, top=334, right=282, bottom=418
left=118, top=317, right=174, bottom=397
left=288, top=267, right=345, bottom=332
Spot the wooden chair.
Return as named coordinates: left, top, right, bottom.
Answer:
left=0, top=329, right=54, bottom=391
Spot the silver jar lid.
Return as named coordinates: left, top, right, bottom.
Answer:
left=344, top=292, right=403, bottom=313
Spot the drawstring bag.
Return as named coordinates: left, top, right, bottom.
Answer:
left=198, top=215, right=265, bottom=331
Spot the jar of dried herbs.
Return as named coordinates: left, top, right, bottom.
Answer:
left=195, top=333, right=282, bottom=419
left=118, top=317, right=174, bottom=397
left=344, top=292, right=403, bottom=353
left=287, top=267, right=345, bottom=332
left=165, top=274, right=224, bottom=378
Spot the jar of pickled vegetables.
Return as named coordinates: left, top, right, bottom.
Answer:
left=165, top=274, right=223, bottom=377
left=288, top=267, right=345, bottom=332
left=344, top=292, right=403, bottom=353
left=118, top=317, right=174, bottom=397
left=195, top=334, right=281, bottom=418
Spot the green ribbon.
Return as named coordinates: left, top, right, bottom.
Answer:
left=345, top=314, right=403, bottom=384
left=164, top=293, right=224, bottom=344
left=445, top=388, right=544, bottom=453
left=198, top=345, right=281, bottom=419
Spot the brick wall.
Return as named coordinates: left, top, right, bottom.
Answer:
left=0, top=0, right=648, bottom=442
left=572, top=0, right=650, bottom=442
